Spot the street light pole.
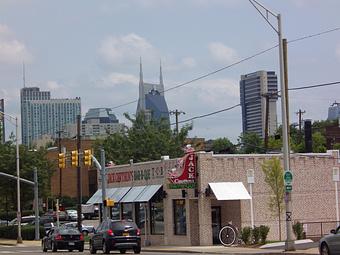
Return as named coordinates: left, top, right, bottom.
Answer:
left=15, top=116, right=22, bottom=243
left=0, top=110, right=22, bottom=243
left=249, top=0, right=294, bottom=250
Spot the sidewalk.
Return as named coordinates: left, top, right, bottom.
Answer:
left=0, top=239, right=319, bottom=254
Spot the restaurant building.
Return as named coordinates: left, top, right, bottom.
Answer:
left=87, top=148, right=340, bottom=245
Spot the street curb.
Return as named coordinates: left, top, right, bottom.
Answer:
left=143, top=249, right=282, bottom=254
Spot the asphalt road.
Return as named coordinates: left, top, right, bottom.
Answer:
left=0, top=245, right=213, bottom=255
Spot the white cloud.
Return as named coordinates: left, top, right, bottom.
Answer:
left=95, top=72, right=139, bottom=88
left=336, top=44, right=340, bottom=61
left=208, top=42, right=238, bottom=64
left=180, top=57, right=196, bottom=68
left=98, top=33, right=159, bottom=66
left=0, top=24, right=32, bottom=65
left=46, top=80, right=63, bottom=90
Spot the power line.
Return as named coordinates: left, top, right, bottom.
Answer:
left=108, top=26, right=340, bottom=111
left=173, top=80, right=340, bottom=125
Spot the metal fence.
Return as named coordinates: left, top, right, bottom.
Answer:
left=301, top=221, right=338, bottom=241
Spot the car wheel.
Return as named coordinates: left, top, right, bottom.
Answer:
left=119, top=249, right=126, bottom=254
left=103, top=240, right=110, bottom=254
left=52, top=241, right=57, bottom=252
left=133, top=246, right=141, bottom=254
left=321, top=243, right=330, bottom=255
left=42, top=241, right=47, bottom=252
left=89, top=241, right=97, bottom=254
left=69, top=249, right=73, bottom=252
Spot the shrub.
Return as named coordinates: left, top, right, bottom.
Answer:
left=293, top=221, right=305, bottom=240
left=259, top=225, right=270, bottom=244
left=252, top=226, right=260, bottom=244
left=0, top=225, right=45, bottom=240
left=240, top=226, right=252, bottom=245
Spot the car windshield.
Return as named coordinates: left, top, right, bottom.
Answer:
left=59, top=228, right=80, bottom=235
left=67, top=210, right=77, bottom=214
left=110, top=220, right=137, bottom=230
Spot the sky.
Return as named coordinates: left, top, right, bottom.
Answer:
left=1, top=0, right=340, bottom=143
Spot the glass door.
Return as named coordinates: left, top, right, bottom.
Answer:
left=211, top=206, right=221, bottom=244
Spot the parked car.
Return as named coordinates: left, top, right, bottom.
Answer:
left=42, top=227, right=84, bottom=252
left=0, top=219, right=9, bottom=226
left=63, top=222, right=95, bottom=235
left=44, top=210, right=67, bottom=221
left=89, top=219, right=141, bottom=254
left=319, top=226, right=340, bottom=255
left=81, top=204, right=99, bottom=219
left=66, top=210, right=84, bottom=221
left=9, top=215, right=36, bottom=226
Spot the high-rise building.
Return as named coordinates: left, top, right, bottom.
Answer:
left=328, top=101, right=340, bottom=121
left=240, top=70, right=278, bottom=138
left=0, top=99, right=4, bottom=144
left=136, top=60, right=169, bottom=122
left=62, top=108, right=124, bottom=139
left=20, top=87, right=81, bottom=146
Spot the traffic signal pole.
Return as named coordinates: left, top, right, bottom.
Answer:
left=76, top=115, right=82, bottom=232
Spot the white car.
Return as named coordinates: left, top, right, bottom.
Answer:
left=66, top=210, right=84, bottom=221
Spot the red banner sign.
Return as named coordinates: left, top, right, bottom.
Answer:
left=168, top=146, right=196, bottom=186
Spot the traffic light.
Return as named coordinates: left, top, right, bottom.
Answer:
left=103, top=199, right=114, bottom=207
left=71, top=150, right=79, bottom=167
left=83, top=149, right=92, bottom=166
left=58, top=153, right=66, bottom=169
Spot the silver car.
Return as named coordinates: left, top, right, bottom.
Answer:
left=319, top=226, right=340, bottom=255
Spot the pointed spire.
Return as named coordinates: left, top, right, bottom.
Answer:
left=139, top=56, right=143, bottom=83
left=159, top=59, right=163, bottom=85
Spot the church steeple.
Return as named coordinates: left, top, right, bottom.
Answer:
left=159, top=59, right=164, bottom=95
left=159, top=59, right=163, bottom=85
left=139, top=56, right=143, bottom=83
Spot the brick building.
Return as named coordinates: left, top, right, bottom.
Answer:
left=88, top=150, right=340, bottom=245
left=47, top=139, right=97, bottom=198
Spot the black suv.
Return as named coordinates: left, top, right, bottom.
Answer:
left=90, top=219, right=141, bottom=254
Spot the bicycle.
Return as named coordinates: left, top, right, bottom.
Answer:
left=218, top=223, right=239, bottom=246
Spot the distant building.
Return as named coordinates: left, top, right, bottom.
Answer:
left=63, top=108, right=124, bottom=139
left=0, top=99, right=4, bottom=144
left=240, top=70, right=278, bottom=138
left=20, top=87, right=81, bottom=147
left=136, top=60, right=169, bottom=122
left=328, top=101, right=340, bottom=120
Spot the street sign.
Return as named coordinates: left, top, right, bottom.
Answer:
left=284, top=171, right=293, bottom=184
left=285, top=184, right=292, bottom=192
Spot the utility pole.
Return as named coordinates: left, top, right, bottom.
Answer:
left=101, top=149, right=107, bottom=221
left=76, top=115, right=82, bottom=232
left=169, top=110, right=185, bottom=134
left=249, top=0, right=295, bottom=250
left=283, top=38, right=290, bottom=140
left=57, top=130, right=63, bottom=198
left=296, top=109, right=306, bottom=143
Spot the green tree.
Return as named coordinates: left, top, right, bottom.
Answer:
left=94, top=113, right=192, bottom=164
left=312, top=131, right=327, bottom=152
left=261, top=158, right=285, bottom=241
left=0, top=140, right=54, bottom=211
left=334, top=143, right=340, bottom=150
left=238, top=132, right=264, bottom=154
left=212, top=137, right=235, bottom=154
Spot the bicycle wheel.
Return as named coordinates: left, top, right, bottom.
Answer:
left=219, top=225, right=236, bottom=246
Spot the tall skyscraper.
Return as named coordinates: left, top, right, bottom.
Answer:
left=20, top=87, right=81, bottom=146
left=328, top=101, right=340, bottom=120
left=136, top=60, right=170, bottom=122
left=240, top=71, right=278, bottom=138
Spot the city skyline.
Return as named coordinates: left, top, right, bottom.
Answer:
left=1, top=0, right=340, bottom=143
